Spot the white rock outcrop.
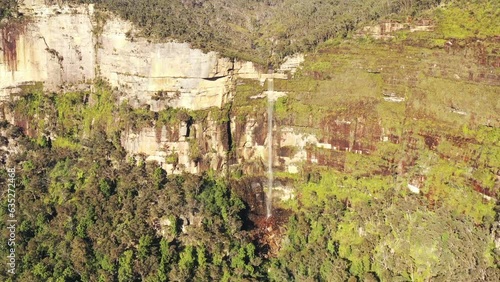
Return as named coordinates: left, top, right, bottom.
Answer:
left=2, top=1, right=304, bottom=109
left=0, top=4, right=95, bottom=99
left=1, top=2, right=234, bottom=110
left=97, top=18, right=234, bottom=111
left=1, top=1, right=307, bottom=177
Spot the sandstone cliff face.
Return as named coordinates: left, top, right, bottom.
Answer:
left=1, top=1, right=308, bottom=179
left=356, top=20, right=435, bottom=40
left=118, top=110, right=354, bottom=179
left=1, top=2, right=498, bottom=215
left=121, top=117, right=230, bottom=175
left=1, top=1, right=305, bottom=107
left=0, top=3, right=95, bottom=99
left=97, top=18, right=234, bottom=111
left=1, top=1, right=235, bottom=109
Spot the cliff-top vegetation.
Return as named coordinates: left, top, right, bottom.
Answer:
left=40, top=0, right=447, bottom=65
left=6, top=1, right=498, bottom=65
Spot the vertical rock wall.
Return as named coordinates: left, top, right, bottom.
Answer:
left=0, top=1, right=235, bottom=110
left=0, top=1, right=307, bottom=177
left=0, top=4, right=95, bottom=99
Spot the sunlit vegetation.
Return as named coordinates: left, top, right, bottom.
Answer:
left=3, top=56, right=498, bottom=280
left=434, top=0, right=500, bottom=38
left=0, top=0, right=498, bottom=281
left=270, top=191, right=498, bottom=281
left=0, top=0, right=16, bottom=21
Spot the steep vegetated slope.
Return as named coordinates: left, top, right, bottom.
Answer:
left=238, top=1, right=500, bottom=280
left=0, top=0, right=499, bottom=281
left=0, top=0, right=16, bottom=20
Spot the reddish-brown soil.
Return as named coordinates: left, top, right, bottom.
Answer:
left=248, top=208, right=292, bottom=258
left=230, top=177, right=293, bottom=257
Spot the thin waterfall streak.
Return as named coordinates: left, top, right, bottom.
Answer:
left=266, top=77, right=274, bottom=219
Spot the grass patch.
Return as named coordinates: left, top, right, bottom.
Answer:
left=52, top=136, right=81, bottom=150
left=435, top=1, right=500, bottom=39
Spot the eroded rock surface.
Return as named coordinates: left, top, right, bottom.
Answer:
left=0, top=1, right=260, bottom=110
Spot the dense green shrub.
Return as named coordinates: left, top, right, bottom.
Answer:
left=0, top=0, right=16, bottom=20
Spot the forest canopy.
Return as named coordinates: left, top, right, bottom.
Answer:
left=39, top=0, right=445, bottom=64
left=0, top=72, right=498, bottom=281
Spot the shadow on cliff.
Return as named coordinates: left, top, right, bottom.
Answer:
left=230, top=176, right=292, bottom=257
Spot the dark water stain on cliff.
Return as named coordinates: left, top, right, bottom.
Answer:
left=253, top=118, right=267, bottom=146
left=321, top=114, right=380, bottom=154
left=322, top=116, right=351, bottom=149
left=231, top=177, right=267, bottom=217
left=12, top=115, right=35, bottom=138
left=230, top=176, right=292, bottom=257
left=219, top=120, right=231, bottom=152
left=1, top=22, right=25, bottom=72
left=317, top=150, right=347, bottom=170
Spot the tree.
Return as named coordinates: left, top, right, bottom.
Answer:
left=118, top=250, right=134, bottom=282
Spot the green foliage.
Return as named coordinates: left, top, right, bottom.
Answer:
left=118, top=250, right=134, bottom=282
left=271, top=30, right=499, bottom=130
left=0, top=121, right=258, bottom=281
left=152, top=167, right=167, bottom=189
left=272, top=177, right=498, bottom=281
left=99, top=178, right=113, bottom=197
left=233, top=79, right=267, bottom=120
left=188, top=139, right=202, bottom=163
left=178, top=245, right=195, bottom=272
left=82, top=85, right=115, bottom=134
left=435, top=0, right=500, bottom=38
left=119, top=103, right=154, bottom=131
left=1, top=2, right=498, bottom=281
left=138, top=235, right=153, bottom=258
left=164, top=152, right=178, bottom=165
left=54, top=91, right=86, bottom=135
left=0, top=0, right=16, bottom=20
left=13, top=83, right=45, bottom=117
left=52, top=136, right=81, bottom=150
left=11, top=81, right=121, bottom=142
